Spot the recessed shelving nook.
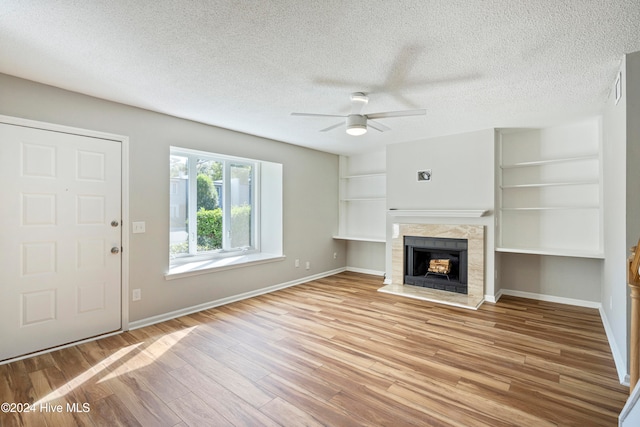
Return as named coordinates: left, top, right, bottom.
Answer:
left=334, top=155, right=386, bottom=242
left=497, top=119, right=603, bottom=258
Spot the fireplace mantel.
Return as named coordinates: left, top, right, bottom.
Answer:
left=387, top=209, right=488, bottom=218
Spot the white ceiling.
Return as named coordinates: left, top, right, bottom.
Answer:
left=1, top=1, right=639, bottom=155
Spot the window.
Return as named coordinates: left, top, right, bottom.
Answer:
left=170, top=147, right=258, bottom=260
left=167, top=146, right=283, bottom=278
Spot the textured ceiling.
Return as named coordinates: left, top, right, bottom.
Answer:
left=1, top=1, right=639, bottom=155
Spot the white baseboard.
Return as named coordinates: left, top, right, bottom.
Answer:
left=128, top=267, right=347, bottom=331
left=346, top=266, right=386, bottom=277
left=599, top=306, right=630, bottom=386
left=484, top=289, right=504, bottom=303
left=499, top=289, right=601, bottom=309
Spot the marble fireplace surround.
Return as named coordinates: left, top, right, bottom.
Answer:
left=380, top=223, right=485, bottom=310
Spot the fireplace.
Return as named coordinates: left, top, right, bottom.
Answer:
left=385, top=223, right=485, bottom=309
left=404, top=236, right=468, bottom=294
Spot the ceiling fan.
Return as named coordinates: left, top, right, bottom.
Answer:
left=291, top=92, right=426, bottom=136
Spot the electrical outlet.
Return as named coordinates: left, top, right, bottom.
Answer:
left=132, top=221, right=146, bottom=234
left=132, top=289, right=141, bottom=301
left=306, top=261, right=310, bottom=270
left=333, top=252, right=337, bottom=259
left=295, top=259, right=300, bottom=268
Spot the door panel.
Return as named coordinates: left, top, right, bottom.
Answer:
left=0, top=123, right=122, bottom=361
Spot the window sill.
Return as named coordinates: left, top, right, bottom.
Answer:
left=165, top=253, right=286, bottom=280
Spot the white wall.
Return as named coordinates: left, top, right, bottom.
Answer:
left=601, top=51, right=640, bottom=385
left=0, top=73, right=345, bottom=323
left=601, top=52, right=640, bottom=384
left=385, top=129, right=496, bottom=296
left=602, top=56, right=629, bottom=380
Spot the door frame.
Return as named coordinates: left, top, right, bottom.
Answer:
left=0, top=114, right=130, bottom=344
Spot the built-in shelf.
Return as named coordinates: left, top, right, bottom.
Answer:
left=332, top=235, right=385, bottom=243
left=388, top=209, right=489, bottom=218
left=343, top=172, right=386, bottom=179
left=497, top=121, right=602, bottom=257
left=338, top=156, right=387, bottom=242
left=340, top=197, right=386, bottom=201
left=496, top=246, right=605, bottom=259
left=501, top=206, right=599, bottom=211
left=501, top=180, right=599, bottom=189
left=500, top=154, right=599, bottom=169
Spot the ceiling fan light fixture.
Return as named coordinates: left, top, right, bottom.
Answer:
left=346, top=114, right=367, bottom=136
left=346, top=125, right=367, bottom=136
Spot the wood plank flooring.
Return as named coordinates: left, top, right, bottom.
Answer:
left=0, top=272, right=629, bottom=426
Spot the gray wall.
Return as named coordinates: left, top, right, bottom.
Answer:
left=346, top=241, right=386, bottom=275
left=0, top=73, right=345, bottom=323
left=386, top=129, right=495, bottom=211
left=500, top=254, right=602, bottom=302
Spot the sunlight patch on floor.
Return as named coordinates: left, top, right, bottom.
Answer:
left=34, top=344, right=142, bottom=405
left=99, top=326, right=197, bottom=381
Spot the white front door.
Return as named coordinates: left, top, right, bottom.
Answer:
left=0, top=122, right=122, bottom=361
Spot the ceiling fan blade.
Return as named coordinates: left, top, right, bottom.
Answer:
left=365, top=109, right=426, bottom=120
left=291, top=112, right=346, bottom=118
left=320, top=122, right=344, bottom=132
left=367, top=120, right=391, bottom=132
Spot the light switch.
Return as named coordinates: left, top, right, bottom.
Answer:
left=132, top=221, right=146, bottom=234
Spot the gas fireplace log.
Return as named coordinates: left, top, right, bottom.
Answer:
left=428, top=259, right=451, bottom=274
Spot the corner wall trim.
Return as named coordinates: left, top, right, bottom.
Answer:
left=484, top=288, right=504, bottom=304
left=128, top=267, right=347, bottom=331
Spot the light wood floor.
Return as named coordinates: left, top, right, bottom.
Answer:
left=0, top=272, right=629, bottom=426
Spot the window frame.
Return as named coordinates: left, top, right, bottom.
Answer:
left=169, top=146, right=260, bottom=265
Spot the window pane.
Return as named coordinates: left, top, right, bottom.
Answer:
left=230, top=163, right=252, bottom=249
left=170, top=147, right=265, bottom=265
left=196, top=159, right=223, bottom=252
left=169, top=155, right=189, bottom=257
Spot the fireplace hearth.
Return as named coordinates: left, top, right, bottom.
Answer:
left=404, top=236, right=468, bottom=294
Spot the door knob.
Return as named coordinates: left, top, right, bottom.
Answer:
left=111, top=220, right=119, bottom=227
left=111, top=247, right=120, bottom=254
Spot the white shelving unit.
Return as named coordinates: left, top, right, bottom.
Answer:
left=334, top=156, right=386, bottom=242
left=497, top=120, right=603, bottom=258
